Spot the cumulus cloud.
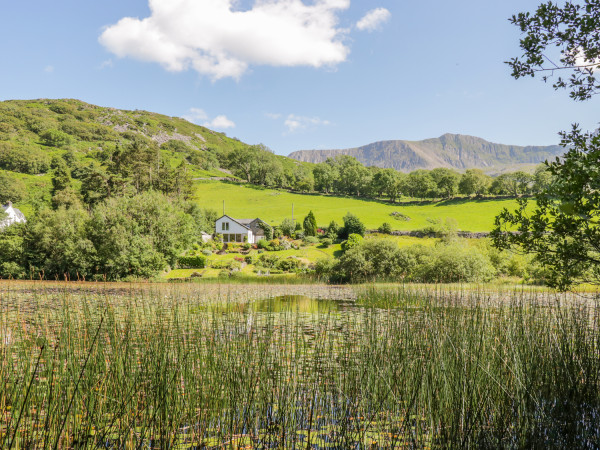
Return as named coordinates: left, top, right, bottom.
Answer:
left=356, top=8, right=390, bottom=32
left=99, top=0, right=351, bottom=80
left=184, top=108, right=235, bottom=129
left=205, top=115, right=236, bottom=129
left=284, top=114, right=330, bottom=133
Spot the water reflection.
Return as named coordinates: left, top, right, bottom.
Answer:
left=251, top=295, right=357, bottom=313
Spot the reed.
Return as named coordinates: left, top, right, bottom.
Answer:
left=1, top=282, right=599, bottom=448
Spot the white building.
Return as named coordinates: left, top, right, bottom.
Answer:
left=1, top=202, right=26, bottom=229
left=215, top=215, right=267, bottom=244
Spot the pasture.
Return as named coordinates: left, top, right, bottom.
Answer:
left=194, top=180, right=520, bottom=232
left=1, top=281, right=599, bottom=448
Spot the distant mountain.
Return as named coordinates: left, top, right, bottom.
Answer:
left=288, top=134, right=564, bottom=173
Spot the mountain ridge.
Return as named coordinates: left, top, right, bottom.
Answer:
left=288, top=134, right=564, bottom=173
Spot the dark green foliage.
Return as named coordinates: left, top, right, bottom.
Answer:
left=459, top=169, right=491, bottom=196
left=303, top=210, right=317, bottom=236
left=0, top=142, right=50, bottom=174
left=178, top=255, right=207, bottom=269
left=508, top=1, right=600, bottom=101
left=257, top=220, right=273, bottom=240
left=341, top=233, right=363, bottom=252
left=339, top=212, right=365, bottom=239
left=325, top=238, right=496, bottom=283
left=40, top=129, right=72, bottom=147
left=326, top=220, right=339, bottom=240
left=378, top=222, right=393, bottom=234
left=0, top=223, right=26, bottom=278
left=493, top=127, right=600, bottom=290
left=0, top=171, right=26, bottom=204
left=279, top=218, right=296, bottom=238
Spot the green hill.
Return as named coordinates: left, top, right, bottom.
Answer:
left=195, top=180, right=518, bottom=232
left=0, top=98, right=307, bottom=214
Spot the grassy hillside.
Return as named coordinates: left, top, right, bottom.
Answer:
left=194, top=180, right=518, bottom=232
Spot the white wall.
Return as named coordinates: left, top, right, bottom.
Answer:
left=215, top=217, right=254, bottom=243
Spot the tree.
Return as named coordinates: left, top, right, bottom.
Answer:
left=313, top=162, right=338, bottom=193
left=40, top=129, right=72, bottom=147
left=508, top=1, right=600, bottom=101
left=0, top=172, right=26, bottom=204
left=303, top=210, right=317, bottom=236
left=279, top=218, right=296, bottom=238
left=339, top=212, right=366, bottom=239
left=493, top=127, right=600, bottom=290
left=493, top=1, right=600, bottom=289
left=403, top=170, right=436, bottom=199
left=459, top=169, right=491, bottom=196
left=430, top=168, right=460, bottom=199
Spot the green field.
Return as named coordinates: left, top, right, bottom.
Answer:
left=194, top=180, right=519, bottom=232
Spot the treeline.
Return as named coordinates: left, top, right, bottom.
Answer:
left=227, top=149, right=554, bottom=201
left=0, top=191, right=217, bottom=280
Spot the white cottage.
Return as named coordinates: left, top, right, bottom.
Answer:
left=215, top=215, right=267, bottom=244
left=1, top=201, right=26, bottom=229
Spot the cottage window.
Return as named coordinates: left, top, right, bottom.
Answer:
left=236, top=234, right=242, bottom=242
left=223, top=234, right=229, bottom=242
left=221, top=222, right=229, bottom=231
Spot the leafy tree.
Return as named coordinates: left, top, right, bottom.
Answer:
left=326, top=220, right=339, bottom=240
left=533, top=164, right=554, bottom=193
left=339, top=212, right=366, bottom=239
left=0, top=171, right=26, bottom=204
left=40, top=129, right=72, bottom=147
left=493, top=0, right=600, bottom=289
left=279, top=218, right=296, bottom=238
left=459, top=169, right=491, bottom=196
left=378, top=222, right=393, bottom=234
left=430, top=168, right=460, bottom=198
left=313, top=162, right=338, bottom=193
left=341, top=233, right=363, bottom=252
left=493, top=127, right=600, bottom=289
left=508, top=1, right=600, bottom=101
left=403, top=170, right=436, bottom=199
left=303, top=210, right=317, bottom=236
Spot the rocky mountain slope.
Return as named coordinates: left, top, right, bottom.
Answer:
left=289, top=134, right=564, bottom=172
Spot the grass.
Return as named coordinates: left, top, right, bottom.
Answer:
left=194, top=180, right=521, bottom=232
left=1, top=281, right=599, bottom=448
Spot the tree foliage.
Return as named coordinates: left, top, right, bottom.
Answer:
left=508, top=0, right=600, bottom=101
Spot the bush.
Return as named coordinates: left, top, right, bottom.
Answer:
left=178, top=255, right=207, bottom=269
left=339, top=212, right=365, bottom=239
left=319, top=238, right=333, bottom=248
left=0, top=142, right=50, bottom=174
left=40, top=129, right=72, bottom=147
left=341, top=233, right=363, bottom=252
left=257, top=253, right=279, bottom=268
left=277, top=257, right=303, bottom=272
left=303, top=236, right=319, bottom=245
left=257, top=239, right=269, bottom=249
left=279, top=218, right=296, bottom=237
left=202, top=249, right=213, bottom=256
left=295, top=231, right=305, bottom=240
left=378, top=222, right=393, bottom=234
left=0, top=172, right=26, bottom=204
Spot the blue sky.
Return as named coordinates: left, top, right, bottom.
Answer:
left=0, top=0, right=597, bottom=155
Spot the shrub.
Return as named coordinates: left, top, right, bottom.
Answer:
left=280, top=218, right=296, bottom=237
left=257, top=253, right=279, bottom=268
left=303, top=236, right=319, bottom=245
left=378, top=222, right=393, bottom=234
left=326, top=220, right=339, bottom=239
left=202, top=249, right=213, bottom=256
left=40, top=129, right=72, bottom=147
left=0, top=172, right=26, bottom=204
left=339, top=213, right=365, bottom=239
left=257, top=239, right=269, bottom=249
left=341, top=233, right=363, bottom=252
left=319, top=238, right=333, bottom=248
left=0, top=142, right=50, bottom=174
left=277, top=257, right=303, bottom=272
left=303, top=210, right=317, bottom=236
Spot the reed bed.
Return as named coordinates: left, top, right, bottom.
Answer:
left=1, top=282, right=599, bottom=448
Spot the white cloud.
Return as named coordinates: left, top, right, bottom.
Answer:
left=44, top=65, right=54, bottom=73
left=356, top=8, right=390, bottom=32
left=183, top=108, right=235, bottom=129
left=99, top=0, right=351, bottom=80
left=204, top=115, right=236, bottom=129
left=99, top=59, right=114, bottom=69
left=265, top=112, right=282, bottom=120
left=284, top=114, right=330, bottom=133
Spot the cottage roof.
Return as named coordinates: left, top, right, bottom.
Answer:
left=216, top=215, right=266, bottom=233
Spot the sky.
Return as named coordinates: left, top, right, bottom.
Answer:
left=0, top=0, right=597, bottom=155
